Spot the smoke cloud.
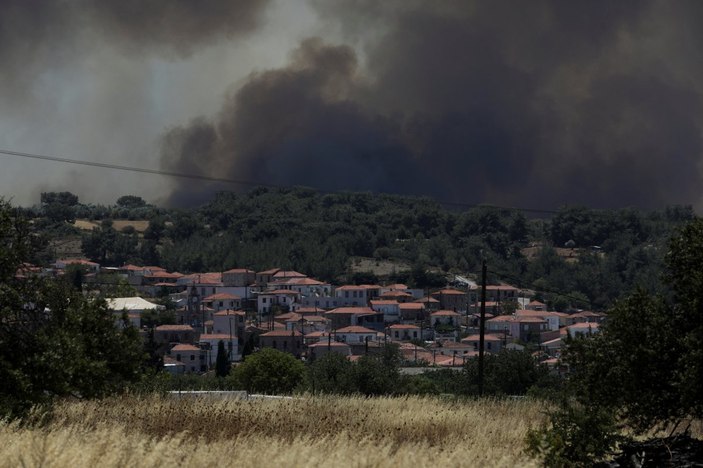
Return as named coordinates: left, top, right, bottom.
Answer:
left=162, top=0, right=703, bottom=209
left=0, top=0, right=272, bottom=205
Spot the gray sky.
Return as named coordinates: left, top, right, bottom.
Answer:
left=0, top=0, right=318, bottom=206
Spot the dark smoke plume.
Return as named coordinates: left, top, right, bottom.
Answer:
left=162, top=0, right=703, bottom=209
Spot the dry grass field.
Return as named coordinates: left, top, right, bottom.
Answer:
left=0, top=395, right=549, bottom=467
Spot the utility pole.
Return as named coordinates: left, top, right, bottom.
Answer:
left=478, top=258, right=487, bottom=397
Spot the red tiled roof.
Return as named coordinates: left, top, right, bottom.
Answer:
left=431, top=310, right=461, bottom=316
left=461, top=334, right=503, bottom=342
left=257, top=268, right=281, bottom=275
left=261, top=330, right=303, bottom=337
left=415, top=296, right=440, bottom=303
left=399, top=303, right=424, bottom=310
left=370, top=300, right=399, bottom=306
left=308, top=341, right=350, bottom=348
left=224, top=268, right=255, bottom=274
left=389, top=324, right=420, bottom=330
left=381, top=290, right=412, bottom=297
left=204, top=293, right=241, bottom=301
left=213, top=309, right=245, bottom=316
left=199, top=334, right=231, bottom=340
left=335, top=284, right=381, bottom=291
left=171, top=344, right=200, bottom=352
left=336, top=326, right=376, bottom=334
left=431, top=288, right=467, bottom=296
left=326, top=307, right=376, bottom=315
left=272, top=270, right=307, bottom=279
left=486, top=315, right=514, bottom=322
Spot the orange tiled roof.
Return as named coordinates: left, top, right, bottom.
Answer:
left=261, top=330, right=303, bottom=337
left=336, top=326, right=376, bottom=334
left=204, top=293, right=241, bottom=301
left=326, top=307, right=376, bottom=315
left=171, top=344, right=201, bottom=352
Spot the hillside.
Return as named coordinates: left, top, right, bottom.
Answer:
left=26, top=189, right=696, bottom=310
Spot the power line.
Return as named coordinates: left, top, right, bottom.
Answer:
left=0, top=148, right=281, bottom=190
left=0, top=147, right=560, bottom=215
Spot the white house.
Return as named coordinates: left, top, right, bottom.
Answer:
left=168, top=344, right=204, bottom=373
left=107, top=296, right=163, bottom=328
left=388, top=324, right=421, bottom=341
left=203, top=293, right=241, bottom=312
left=334, top=285, right=381, bottom=305
left=257, top=289, right=301, bottom=315
left=335, top=326, right=378, bottom=344
left=514, top=309, right=561, bottom=331
left=369, top=299, right=401, bottom=322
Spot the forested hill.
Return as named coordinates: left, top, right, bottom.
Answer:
left=25, top=188, right=697, bottom=311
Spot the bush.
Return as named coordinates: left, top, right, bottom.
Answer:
left=232, top=348, right=306, bottom=395
left=525, top=401, right=623, bottom=466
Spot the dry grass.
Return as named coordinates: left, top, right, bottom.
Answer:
left=0, top=395, right=548, bottom=467
left=73, top=219, right=150, bottom=233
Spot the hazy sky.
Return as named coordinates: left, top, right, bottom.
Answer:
left=2, top=1, right=703, bottom=210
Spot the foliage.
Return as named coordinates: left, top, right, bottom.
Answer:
left=309, top=352, right=356, bottom=394
left=525, top=401, right=623, bottom=466
left=215, top=340, right=230, bottom=378
left=0, top=200, right=146, bottom=418
left=308, top=344, right=403, bottom=396
left=232, top=348, right=306, bottom=394
left=115, top=195, right=147, bottom=209
left=527, top=217, right=703, bottom=465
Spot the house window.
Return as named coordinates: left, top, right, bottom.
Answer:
left=262, top=298, right=267, bottom=304
left=283, top=341, right=287, bottom=349
left=487, top=342, right=492, bottom=350
left=176, top=354, right=181, bottom=361
left=272, top=340, right=277, bottom=348
left=219, top=301, right=223, bottom=307
left=190, top=355, right=195, bottom=361
left=212, top=288, right=216, bottom=294
left=413, top=331, right=418, bottom=338
left=345, top=291, right=349, bottom=298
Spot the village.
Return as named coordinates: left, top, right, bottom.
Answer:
left=48, top=258, right=606, bottom=375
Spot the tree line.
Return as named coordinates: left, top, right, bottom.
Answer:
left=25, top=188, right=695, bottom=310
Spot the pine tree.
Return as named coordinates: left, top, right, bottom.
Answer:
left=215, top=340, right=230, bottom=378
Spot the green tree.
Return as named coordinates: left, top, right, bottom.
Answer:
left=309, top=352, right=356, bottom=394
left=215, top=340, right=230, bottom=378
left=232, top=348, right=306, bottom=394
left=0, top=201, right=145, bottom=418
left=116, top=195, right=147, bottom=209
left=528, top=218, right=703, bottom=465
